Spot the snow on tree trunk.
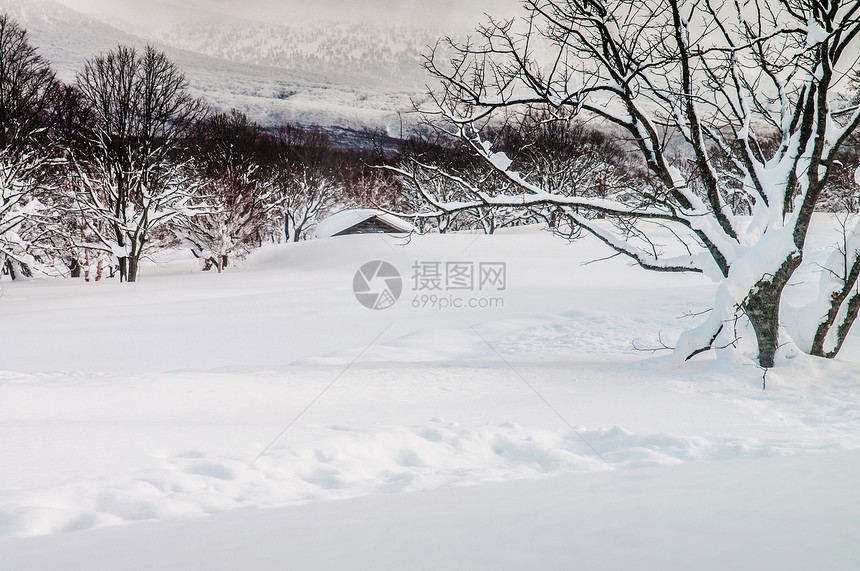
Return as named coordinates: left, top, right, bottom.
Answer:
left=802, top=216, right=860, bottom=358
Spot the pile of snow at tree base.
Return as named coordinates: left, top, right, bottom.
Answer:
left=1, top=218, right=859, bottom=570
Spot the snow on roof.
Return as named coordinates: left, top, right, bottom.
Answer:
left=315, top=209, right=415, bottom=238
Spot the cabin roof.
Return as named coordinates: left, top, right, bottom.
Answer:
left=315, top=209, right=415, bottom=238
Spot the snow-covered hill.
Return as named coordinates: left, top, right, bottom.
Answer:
left=0, top=0, right=432, bottom=139
left=152, top=20, right=438, bottom=87
left=0, top=0, right=137, bottom=82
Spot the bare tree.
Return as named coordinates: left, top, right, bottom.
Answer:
left=174, top=110, right=274, bottom=271
left=0, top=14, right=58, bottom=279
left=176, top=163, right=271, bottom=271
left=0, top=14, right=58, bottom=152
left=40, top=84, right=106, bottom=279
left=71, top=45, right=206, bottom=282
left=346, top=166, right=404, bottom=213
left=417, top=0, right=860, bottom=367
left=269, top=125, right=341, bottom=242
left=0, top=146, right=42, bottom=278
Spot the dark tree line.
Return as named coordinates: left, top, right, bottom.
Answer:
left=0, top=14, right=408, bottom=282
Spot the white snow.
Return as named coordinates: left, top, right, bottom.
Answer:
left=488, top=151, right=513, bottom=171
left=3, top=450, right=859, bottom=571
left=0, top=223, right=858, bottom=568
left=806, top=19, right=830, bottom=47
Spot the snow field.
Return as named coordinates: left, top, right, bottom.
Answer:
left=0, top=226, right=859, bottom=568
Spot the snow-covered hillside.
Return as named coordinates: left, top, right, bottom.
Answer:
left=153, top=20, right=438, bottom=87
left=0, top=0, right=137, bottom=81
left=0, top=0, right=430, bottom=137
left=0, top=224, right=858, bottom=568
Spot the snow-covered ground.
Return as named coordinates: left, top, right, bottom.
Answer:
left=1, top=225, right=859, bottom=569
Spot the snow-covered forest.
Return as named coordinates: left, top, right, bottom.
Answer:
left=4, top=2, right=860, bottom=362
left=0, top=12, right=421, bottom=283
left=2, top=0, right=860, bottom=569
left=154, top=20, right=437, bottom=87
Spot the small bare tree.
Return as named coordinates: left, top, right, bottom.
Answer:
left=175, top=164, right=270, bottom=271
left=0, top=146, right=43, bottom=278
left=269, top=125, right=341, bottom=242
left=174, top=111, right=274, bottom=271
left=0, top=14, right=58, bottom=279
left=800, top=213, right=860, bottom=357
left=0, top=15, right=57, bottom=153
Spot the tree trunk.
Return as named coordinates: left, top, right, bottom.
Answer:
left=742, top=256, right=802, bottom=368
left=811, top=293, right=860, bottom=359
left=482, top=211, right=495, bottom=234
left=4, top=259, right=32, bottom=280
left=127, top=255, right=139, bottom=282
left=810, top=249, right=860, bottom=359
left=118, top=257, right=128, bottom=282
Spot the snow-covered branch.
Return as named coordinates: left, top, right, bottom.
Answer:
left=418, top=0, right=860, bottom=367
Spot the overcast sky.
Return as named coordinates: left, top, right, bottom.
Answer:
left=55, top=0, right=519, bottom=30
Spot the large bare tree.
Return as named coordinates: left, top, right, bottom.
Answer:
left=417, top=0, right=860, bottom=367
left=72, top=45, right=206, bottom=282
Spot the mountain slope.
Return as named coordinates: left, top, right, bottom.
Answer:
left=151, top=19, right=438, bottom=88
left=0, top=0, right=429, bottom=138
left=0, top=0, right=138, bottom=82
